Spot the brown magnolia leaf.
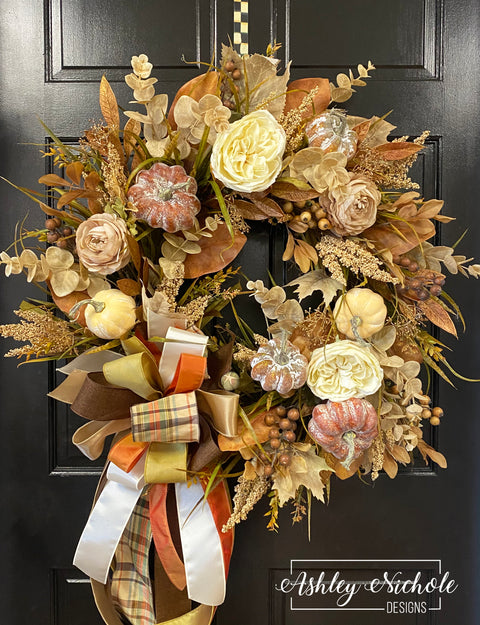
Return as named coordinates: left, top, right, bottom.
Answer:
left=65, top=162, right=84, bottom=185
left=382, top=450, right=398, bottom=479
left=271, top=181, right=320, bottom=202
left=389, top=444, right=411, bottom=464
left=326, top=453, right=363, bottom=480
left=38, top=174, right=75, bottom=187
left=284, top=77, right=330, bottom=119
left=99, top=75, right=120, bottom=127
left=233, top=197, right=284, bottom=221
left=352, top=118, right=372, bottom=143
left=288, top=220, right=309, bottom=234
left=218, top=410, right=271, bottom=451
left=183, top=224, right=247, bottom=278
left=168, top=71, right=219, bottom=127
left=84, top=171, right=101, bottom=190
left=127, top=234, right=142, bottom=273
left=417, top=299, right=458, bottom=337
left=116, top=278, right=141, bottom=296
left=232, top=200, right=261, bottom=220
left=48, top=283, right=88, bottom=326
left=417, top=440, right=447, bottom=469
left=373, top=142, right=424, bottom=161
left=365, top=219, right=436, bottom=256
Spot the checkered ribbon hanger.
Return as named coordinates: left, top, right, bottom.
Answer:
left=233, top=0, right=249, bottom=55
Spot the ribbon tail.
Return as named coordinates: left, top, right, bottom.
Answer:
left=175, top=481, right=226, bottom=606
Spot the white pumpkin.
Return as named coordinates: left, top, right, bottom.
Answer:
left=83, top=289, right=137, bottom=340
left=333, top=287, right=387, bottom=340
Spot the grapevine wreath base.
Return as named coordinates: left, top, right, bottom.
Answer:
left=1, top=44, right=478, bottom=625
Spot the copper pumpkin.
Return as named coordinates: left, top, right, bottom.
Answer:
left=308, top=398, right=378, bottom=467
left=250, top=338, right=308, bottom=395
left=305, top=110, right=358, bottom=160
left=128, top=162, right=201, bottom=232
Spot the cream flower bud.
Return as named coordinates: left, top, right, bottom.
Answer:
left=307, top=340, right=383, bottom=402
left=210, top=110, right=286, bottom=193
left=75, top=213, right=131, bottom=276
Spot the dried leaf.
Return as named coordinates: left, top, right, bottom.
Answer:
left=282, top=232, right=295, bottom=261
left=417, top=440, right=447, bottom=468
left=234, top=197, right=284, bottom=221
left=373, top=142, right=424, bottom=161
left=127, top=234, right=142, bottom=273
left=123, top=118, right=142, bottom=160
left=352, top=118, right=372, bottom=143
left=38, top=174, right=75, bottom=187
left=217, top=411, right=271, bottom=451
left=382, top=450, right=398, bottom=479
left=47, top=282, right=88, bottom=326
left=116, top=278, right=141, bottom=296
left=65, top=162, right=84, bottom=185
left=273, top=445, right=332, bottom=506
left=239, top=55, right=290, bottom=119
left=287, top=270, right=343, bottom=306
left=57, top=189, right=100, bottom=210
left=183, top=224, right=247, bottom=279
left=271, top=181, right=320, bottom=202
left=293, top=243, right=312, bottom=273
left=99, top=75, right=120, bottom=128
left=389, top=444, right=411, bottom=464
left=417, top=299, right=458, bottom=337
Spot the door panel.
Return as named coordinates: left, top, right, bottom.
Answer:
left=0, top=1, right=479, bottom=623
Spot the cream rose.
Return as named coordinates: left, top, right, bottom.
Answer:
left=210, top=110, right=286, bottom=193
left=320, top=173, right=381, bottom=236
left=307, top=340, right=383, bottom=401
left=76, top=213, right=131, bottom=276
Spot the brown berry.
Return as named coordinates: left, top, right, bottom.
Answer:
left=299, top=210, right=311, bottom=223
left=314, top=208, right=327, bottom=220
left=409, top=278, right=422, bottom=289
left=62, top=227, right=73, bottom=237
left=278, top=453, right=291, bottom=466
left=318, top=218, right=331, bottom=231
left=45, top=218, right=58, bottom=230
left=434, top=276, right=446, bottom=286
left=264, top=413, right=276, bottom=426
left=270, top=438, right=281, bottom=450
left=287, top=408, right=300, bottom=421
left=279, top=418, right=292, bottom=431
left=47, top=231, right=59, bottom=243
left=432, top=407, right=444, bottom=418
left=417, top=288, right=430, bottom=301
left=224, top=100, right=235, bottom=109
left=294, top=200, right=306, bottom=209
left=399, top=257, right=411, bottom=267
left=429, top=416, right=441, bottom=426
left=276, top=406, right=287, bottom=417
left=283, top=430, right=296, bottom=443
left=56, top=239, right=68, bottom=249
left=269, top=428, right=280, bottom=439
left=224, top=60, right=235, bottom=72
left=419, top=395, right=431, bottom=406
left=232, top=69, right=241, bottom=80
left=263, top=465, right=274, bottom=477
left=290, top=422, right=298, bottom=431
left=283, top=201, right=294, bottom=214
left=409, top=261, right=419, bottom=272
left=421, top=408, right=432, bottom=419
left=430, top=284, right=442, bottom=296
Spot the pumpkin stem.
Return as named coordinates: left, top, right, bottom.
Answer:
left=156, top=181, right=191, bottom=201
left=350, top=316, right=369, bottom=346
left=69, top=298, right=105, bottom=319
left=341, top=430, right=357, bottom=470
left=275, top=330, right=290, bottom=365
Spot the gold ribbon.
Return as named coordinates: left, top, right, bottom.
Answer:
left=103, top=337, right=163, bottom=401
left=195, top=389, right=239, bottom=437
left=145, top=443, right=188, bottom=484
left=72, top=419, right=131, bottom=460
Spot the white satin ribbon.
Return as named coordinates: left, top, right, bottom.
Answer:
left=175, top=481, right=226, bottom=606
left=57, top=350, right=123, bottom=375
left=159, top=327, right=208, bottom=389
left=73, top=453, right=146, bottom=584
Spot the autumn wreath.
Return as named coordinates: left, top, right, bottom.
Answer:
left=1, top=45, right=478, bottom=625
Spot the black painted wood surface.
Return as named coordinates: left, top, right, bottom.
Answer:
left=0, top=1, right=479, bottom=623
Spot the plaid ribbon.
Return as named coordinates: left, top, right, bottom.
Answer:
left=131, top=391, right=200, bottom=444
left=111, top=490, right=156, bottom=625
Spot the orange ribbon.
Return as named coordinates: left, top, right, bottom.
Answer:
left=108, top=433, right=149, bottom=473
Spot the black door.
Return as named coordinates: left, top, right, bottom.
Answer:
left=0, top=1, right=479, bottom=624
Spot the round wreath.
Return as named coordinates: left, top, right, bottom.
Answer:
left=1, top=45, right=478, bottom=625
